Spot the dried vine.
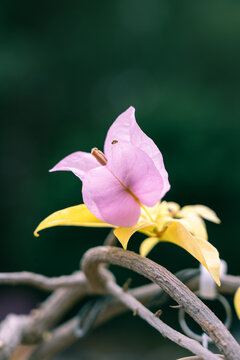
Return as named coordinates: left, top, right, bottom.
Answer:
left=0, top=244, right=239, bottom=360
left=81, top=246, right=240, bottom=360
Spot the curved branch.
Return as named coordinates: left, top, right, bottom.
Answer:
left=81, top=246, right=240, bottom=360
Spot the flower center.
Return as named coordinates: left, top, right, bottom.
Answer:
left=92, top=146, right=154, bottom=223
left=91, top=148, right=108, bottom=166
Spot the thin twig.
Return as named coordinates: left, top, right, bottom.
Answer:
left=27, top=282, right=217, bottom=360
left=0, top=269, right=238, bottom=294
left=27, top=285, right=160, bottom=360
left=81, top=246, right=240, bottom=360
left=106, top=281, right=220, bottom=360
left=178, top=356, right=224, bottom=360
left=103, top=229, right=117, bottom=246
left=0, top=271, right=85, bottom=291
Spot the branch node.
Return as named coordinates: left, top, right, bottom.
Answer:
left=133, top=309, right=138, bottom=316
left=154, top=309, right=163, bottom=318
left=122, top=278, right=132, bottom=292
left=170, top=304, right=183, bottom=309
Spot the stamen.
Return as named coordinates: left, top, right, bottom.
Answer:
left=141, top=204, right=154, bottom=222
left=126, top=188, right=154, bottom=222
left=91, top=147, right=108, bottom=166
left=111, top=140, right=118, bottom=144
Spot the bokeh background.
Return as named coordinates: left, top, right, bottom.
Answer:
left=1, top=0, right=240, bottom=358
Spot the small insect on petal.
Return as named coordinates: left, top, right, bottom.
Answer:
left=91, top=147, right=108, bottom=166
left=45, top=107, right=170, bottom=227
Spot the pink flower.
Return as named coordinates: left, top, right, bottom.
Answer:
left=50, top=107, right=170, bottom=227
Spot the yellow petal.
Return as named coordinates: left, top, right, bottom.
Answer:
left=34, top=204, right=112, bottom=236
left=179, top=205, right=220, bottom=224
left=175, top=214, right=208, bottom=240
left=160, top=221, right=220, bottom=285
left=114, top=220, right=154, bottom=249
left=138, top=224, right=157, bottom=237
left=140, top=237, right=159, bottom=257
left=234, top=287, right=240, bottom=319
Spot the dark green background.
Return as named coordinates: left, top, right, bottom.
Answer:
left=1, top=0, right=240, bottom=338
left=1, top=1, right=240, bottom=357
left=1, top=0, right=240, bottom=275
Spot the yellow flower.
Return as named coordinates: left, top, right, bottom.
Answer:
left=234, top=287, right=240, bottom=319
left=34, top=201, right=221, bottom=285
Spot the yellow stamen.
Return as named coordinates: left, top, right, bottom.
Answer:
left=140, top=204, right=154, bottom=222
left=125, top=188, right=154, bottom=222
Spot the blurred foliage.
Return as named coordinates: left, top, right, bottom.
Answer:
left=1, top=0, right=240, bottom=281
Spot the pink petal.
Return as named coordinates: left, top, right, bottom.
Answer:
left=82, top=166, right=141, bottom=227
left=104, top=106, right=170, bottom=197
left=108, top=143, right=164, bottom=206
left=49, top=151, right=99, bottom=180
